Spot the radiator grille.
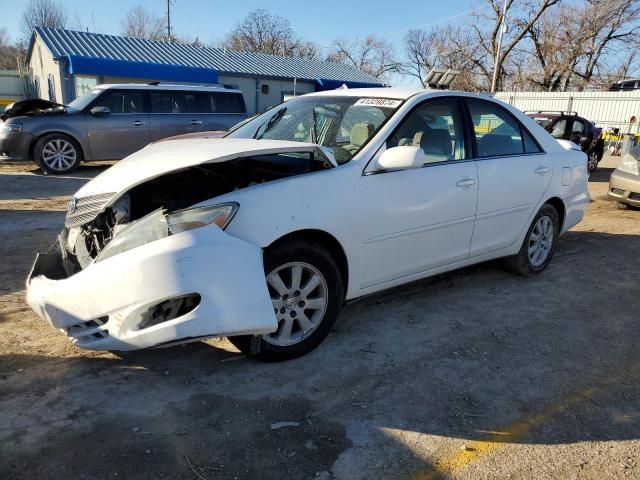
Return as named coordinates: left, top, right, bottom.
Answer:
left=65, top=192, right=116, bottom=228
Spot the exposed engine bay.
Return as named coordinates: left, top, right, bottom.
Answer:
left=61, top=151, right=333, bottom=275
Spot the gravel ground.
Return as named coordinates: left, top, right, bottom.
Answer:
left=0, top=155, right=638, bottom=480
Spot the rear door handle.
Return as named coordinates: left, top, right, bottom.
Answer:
left=132, top=120, right=145, bottom=126
left=190, top=120, right=203, bottom=126
left=535, top=166, right=549, bottom=175
left=456, top=178, right=476, bottom=188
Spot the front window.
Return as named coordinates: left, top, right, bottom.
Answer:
left=226, top=95, right=401, bottom=164
left=67, top=89, right=103, bottom=112
left=387, top=99, right=466, bottom=164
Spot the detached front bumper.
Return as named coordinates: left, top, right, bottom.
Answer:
left=26, top=227, right=277, bottom=351
left=608, top=169, right=640, bottom=207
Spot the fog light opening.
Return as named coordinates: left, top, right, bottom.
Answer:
left=136, top=293, right=201, bottom=330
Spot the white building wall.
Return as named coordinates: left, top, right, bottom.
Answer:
left=495, top=91, right=640, bottom=134
left=28, top=35, right=64, bottom=103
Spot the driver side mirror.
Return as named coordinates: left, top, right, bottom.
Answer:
left=374, top=146, right=425, bottom=171
left=90, top=106, right=111, bottom=116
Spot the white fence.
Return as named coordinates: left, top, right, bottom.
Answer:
left=494, top=91, right=640, bottom=135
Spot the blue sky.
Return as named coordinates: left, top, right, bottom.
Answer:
left=1, top=0, right=480, bottom=52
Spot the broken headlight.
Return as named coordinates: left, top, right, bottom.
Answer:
left=167, top=203, right=238, bottom=234
left=95, top=203, right=239, bottom=263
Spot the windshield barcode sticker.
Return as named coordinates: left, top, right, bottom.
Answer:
left=355, top=98, right=402, bottom=108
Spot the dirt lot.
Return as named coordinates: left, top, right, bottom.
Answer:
left=0, top=155, right=639, bottom=480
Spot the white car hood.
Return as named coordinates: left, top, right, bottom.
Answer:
left=76, top=138, right=325, bottom=197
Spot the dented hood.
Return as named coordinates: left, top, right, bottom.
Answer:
left=76, top=138, right=328, bottom=197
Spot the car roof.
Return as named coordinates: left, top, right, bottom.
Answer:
left=307, top=87, right=424, bottom=100
left=94, top=83, right=242, bottom=94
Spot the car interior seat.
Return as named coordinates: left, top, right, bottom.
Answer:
left=347, top=123, right=375, bottom=153
left=477, top=134, right=515, bottom=157
left=420, top=128, right=453, bottom=163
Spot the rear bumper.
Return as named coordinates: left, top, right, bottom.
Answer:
left=608, top=169, right=640, bottom=207
left=0, top=132, right=33, bottom=161
left=561, top=190, right=590, bottom=233
left=26, top=227, right=277, bottom=351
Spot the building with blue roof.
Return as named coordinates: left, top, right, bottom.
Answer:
left=26, top=27, right=384, bottom=113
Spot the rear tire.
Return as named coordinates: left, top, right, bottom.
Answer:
left=228, top=241, right=344, bottom=362
left=504, top=204, right=559, bottom=276
left=587, top=150, right=599, bottom=173
left=34, top=133, right=82, bottom=174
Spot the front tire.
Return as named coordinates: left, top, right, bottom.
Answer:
left=229, top=241, right=344, bottom=361
left=34, top=133, right=82, bottom=174
left=505, top=204, right=559, bottom=276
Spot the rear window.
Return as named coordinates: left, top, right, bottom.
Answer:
left=468, top=100, right=542, bottom=157
left=204, top=92, right=246, bottom=114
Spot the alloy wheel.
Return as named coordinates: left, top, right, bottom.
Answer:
left=41, top=139, right=77, bottom=172
left=264, top=261, right=328, bottom=347
left=588, top=152, right=599, bottom=172
left=528, top=215, right=554, bottom=267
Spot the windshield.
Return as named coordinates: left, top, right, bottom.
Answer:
left=226, top=95, right=402, bottom=164
left=67, top=89, right=104, bottom=112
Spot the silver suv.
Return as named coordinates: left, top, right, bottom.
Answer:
left=0, top=83, right=247, bottom=174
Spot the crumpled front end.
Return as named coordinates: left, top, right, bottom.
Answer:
left=26, top=226, right=277, bottom=351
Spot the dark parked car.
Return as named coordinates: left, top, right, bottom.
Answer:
left=0, top=83, right=248, bottom=174
left=525, top=111, right=604, bottom=172
left=608, top=78, right=640, bottom=91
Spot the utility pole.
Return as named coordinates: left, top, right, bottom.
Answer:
left=166, top=0, right=172, bottom=41
left=491, top=0, right=508, bottom=93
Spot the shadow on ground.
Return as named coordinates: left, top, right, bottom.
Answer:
left=0, top=164, right=109, bottom=201
left=1, top=230, right=639, bottom=479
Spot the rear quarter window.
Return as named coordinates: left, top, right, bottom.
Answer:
left=204, top=92, right=246, bottom=114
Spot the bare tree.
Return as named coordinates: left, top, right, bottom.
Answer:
left=521, top=0, right=640, bottom=90
left=222, top=9, right=317, bottom=59
left=20, top=0, right=68, bottom=47
left=0, top=28, right=20, bottom=70
left=571, top=0, right=640, bottom=86
left=121, top=5, right=167, bottom=41
left=327, top=36, right=399, bottom=80
left=471, top=0, right=563, bottom=91
left=402, top=27, right=489, bottom=90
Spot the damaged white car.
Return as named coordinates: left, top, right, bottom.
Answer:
left=26, top=89, right=589, bottom=361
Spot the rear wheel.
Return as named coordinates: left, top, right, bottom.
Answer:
left=34, top=133, right=82, bottom=174
left=505, top=204, right=559, bottom=276
left=587, top=150, right=599, bottom=173
left=228, top=241, right=344, bottom=361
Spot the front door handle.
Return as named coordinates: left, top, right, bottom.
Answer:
left=190, top=120, right=203, bottom=126
left=535, top=166, right=549, bottom=175
left=132, top=120, right=146, bottom=126
left=456, top=178, right=476, bottom=188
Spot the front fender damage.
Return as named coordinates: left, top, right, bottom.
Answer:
left=26, top=226, right=278, bottom=350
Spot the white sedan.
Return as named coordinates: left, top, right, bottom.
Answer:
left=26, top=88, right=589, bottom=361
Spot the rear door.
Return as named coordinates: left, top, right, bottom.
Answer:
left=148, top=90, right=205, bottom=141
left=85, top=89, right=150, bottom=160
left=466, top=99, right=551, bottom=257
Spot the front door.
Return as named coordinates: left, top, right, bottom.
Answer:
left=357, top=98, right=478, bottom=289
left=466, top=99, right=552, bottom=257
left=85, top=89, right=150, bottom=160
